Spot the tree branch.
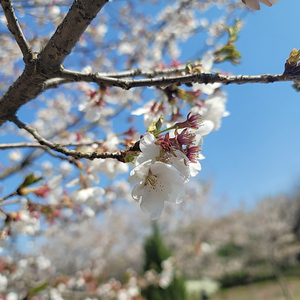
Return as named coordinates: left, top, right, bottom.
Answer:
left=42, top=78, right=72, bottom=91
left=0, top=0, right=109, bottom=127
left=0, top=142, right=50, bottom=150
left=97, top=64, right=196, bottom=79
left=0, top=0, right=32, bottom=62
left=0, top=142, right=73, bottom=160
left=38, top=0, right=109, bottom=73
left=0, top=140, right=104, bottom=150
left=0, top=116, right=84, bottom=180
left=0, top=191, right=18, bottom=203
left=58, top=68, right=287, bottom=90
left=0, top=149, right=42, bottom=180
left=10, top=117, right=139, bottom=162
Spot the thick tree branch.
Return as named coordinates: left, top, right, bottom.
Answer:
left=58, top=69, right=287, bottom=90
left=10, top=117, right=138, bottom=162
left=38, top=0, right=108, bottom=73
left=0, top=0, right=109, bottom=127
left=0, top=0, right=32, bottom=62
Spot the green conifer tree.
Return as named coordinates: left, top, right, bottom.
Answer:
left=142, top=222, right=187, bottom=300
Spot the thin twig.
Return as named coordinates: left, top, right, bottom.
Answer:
left=10, top=116, right=139, bottom=162
left=0, top=142, right=50, bottom=150
left=0, top=116, right=83, bottom=181
left=0, top=0, right=32, bottom=62
left=0, top=140, right=104, bottom=149
left=0, top=198, right=21, bottom=206
left=0, top=191, right=18, bottom=203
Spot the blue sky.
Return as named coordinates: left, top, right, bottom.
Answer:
left=198, top=0, right=300, bottom=208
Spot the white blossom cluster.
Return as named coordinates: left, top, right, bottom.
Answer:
left=129, top=52, right=228, bottom=218
left=129, top=111, right=217, bottom=219
left=0, top=253, right=177, bottom=299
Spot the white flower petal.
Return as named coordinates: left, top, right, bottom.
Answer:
left=85, top=107, right=101, bottom=122
left=140, top=193, right=165, bottom=220
left=136, top=133, right=160, bottom=165
left=131, top=182, right=143, bottom=202
left=129, top=160, right=151, bottom=183
left=194, top=120, right=214, bottom=137
left=129, top=161, right=185, bottom=219
left=202, top=51, right=214, bottom=73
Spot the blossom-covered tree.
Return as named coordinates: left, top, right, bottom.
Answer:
left=3, top=0, right=300, bottom=298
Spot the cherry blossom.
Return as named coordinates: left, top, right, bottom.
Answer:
left=79, top=100, right=103, bottom=123
left=191, top=90, right=229, bottom=131
left=6, top=292, right=18, bottom=300
left=159, top=257, right=175, bottom=288
left=134, top=132, right=161, bottom=166
left=128, top=112, right=212, bottom=217
left=33, top=175, right=63, bottom=205
left=85, top=133, right=129, bottom=179
left=71, top=186, right=105, bottom=206
left=0, top=274, right=7, bottom=292
left=129, top=160, right=185, bottom=219
left=11, top=209, right=40, bottom=236
left=88, top=158, right=129, bottom=180
left=8, top=150, right=23, bottom=162
left=132, top=99, right=172, bottom=129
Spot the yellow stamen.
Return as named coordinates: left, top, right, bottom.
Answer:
left=146, top=173, right=158, bottom=188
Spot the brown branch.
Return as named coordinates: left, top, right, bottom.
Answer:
left=38, top=0, right=109, bottom=73
left=0, top=142, right=73, bottom=161
left=42, top=78, right=72, bottom=91
left=58, top=69, right=287, bottom=90
left=0, top=0, right=32, bottom=62
left=0, top=140, right=108, bottom=162
left=0, top=142, right=50, bottom=150
left=0, top=0, right=109, bottom=127
left=97, top=64, right=198, bottom=79
left=0, top=116, right=83, bottom=180
left=0, top=140, right=104, bottom=149
left=0, top=191, right=18, bottom=203
left=0, top=149, right=42, bottom=180
left=10, top=117, right=139, bottom=162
